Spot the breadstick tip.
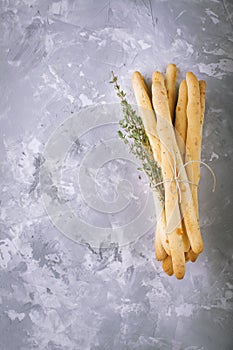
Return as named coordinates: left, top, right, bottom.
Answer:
left=152, top=71, right=164, bottom=84
left=186, top=71, right=198, bottom=83
left=199, top=79, right=206, bottom=85
left=199, top=80, right=206, bottom=90
left=176, top=271, right=185, bottom=280
left=192, top=241, right=204, bottom=255
left=180, top=79, right=187, bottom=89
left=132, top=71, right=143, bottom=82
left=166, top=63, right=178, bottom=72
left=162, top=256, right=174, bottom=276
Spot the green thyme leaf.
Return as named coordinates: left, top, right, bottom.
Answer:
left=111, top=71, right=164, bottom=200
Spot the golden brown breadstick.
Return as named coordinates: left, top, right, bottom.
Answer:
left=175, top=79, right=188, bottom=162
left=132, top=72, right=170, bottom=257
left=162, top=255, right=174, bottom=276
left=165, top=63, right=178, bottom=122
left=185, top=72, right=202, bottom=214
left=152, top=71, right=185, bottom=279
left=185, top=80, right=206, bottom=264
left=152, top=71, right=203, bottom=255
left=175, top=80, right=191, bottom=254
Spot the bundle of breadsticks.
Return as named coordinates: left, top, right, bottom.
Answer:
left=131, top=64, right=207, bottom=279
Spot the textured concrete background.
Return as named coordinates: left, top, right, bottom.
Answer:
left=0, top=0, right=233, bottom=349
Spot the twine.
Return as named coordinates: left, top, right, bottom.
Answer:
left=153, top=158, right=216, bottom=203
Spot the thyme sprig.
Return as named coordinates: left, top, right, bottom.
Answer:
left=110, top=72, right=164, bottom=200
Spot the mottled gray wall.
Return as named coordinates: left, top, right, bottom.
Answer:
left=0, top=0, right=233, bottom=350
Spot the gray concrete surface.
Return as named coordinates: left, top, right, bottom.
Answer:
left=0, top=0, right=233, bottom=349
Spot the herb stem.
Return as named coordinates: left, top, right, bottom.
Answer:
left=110, top=72, right=164, bottom=201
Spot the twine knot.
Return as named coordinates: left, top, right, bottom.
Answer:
left=154, top=159, right=216, bottom=203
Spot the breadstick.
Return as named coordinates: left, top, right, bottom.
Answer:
left=132, top=72, right=170, bottom=257
left=186, top=80, right=206, bottom=264
left=165, top=63, right=178, bottom=122
left=152, top=71, right=203, bottom=255
left=175, top=79, right=188, bottom=162
left=174, top=80, right=191, bottom=253
left=152, top=71, right=185, bottom=279
left=162, top=255, right=174, bottom=276
left=185, top=72, right=202, bottom=214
